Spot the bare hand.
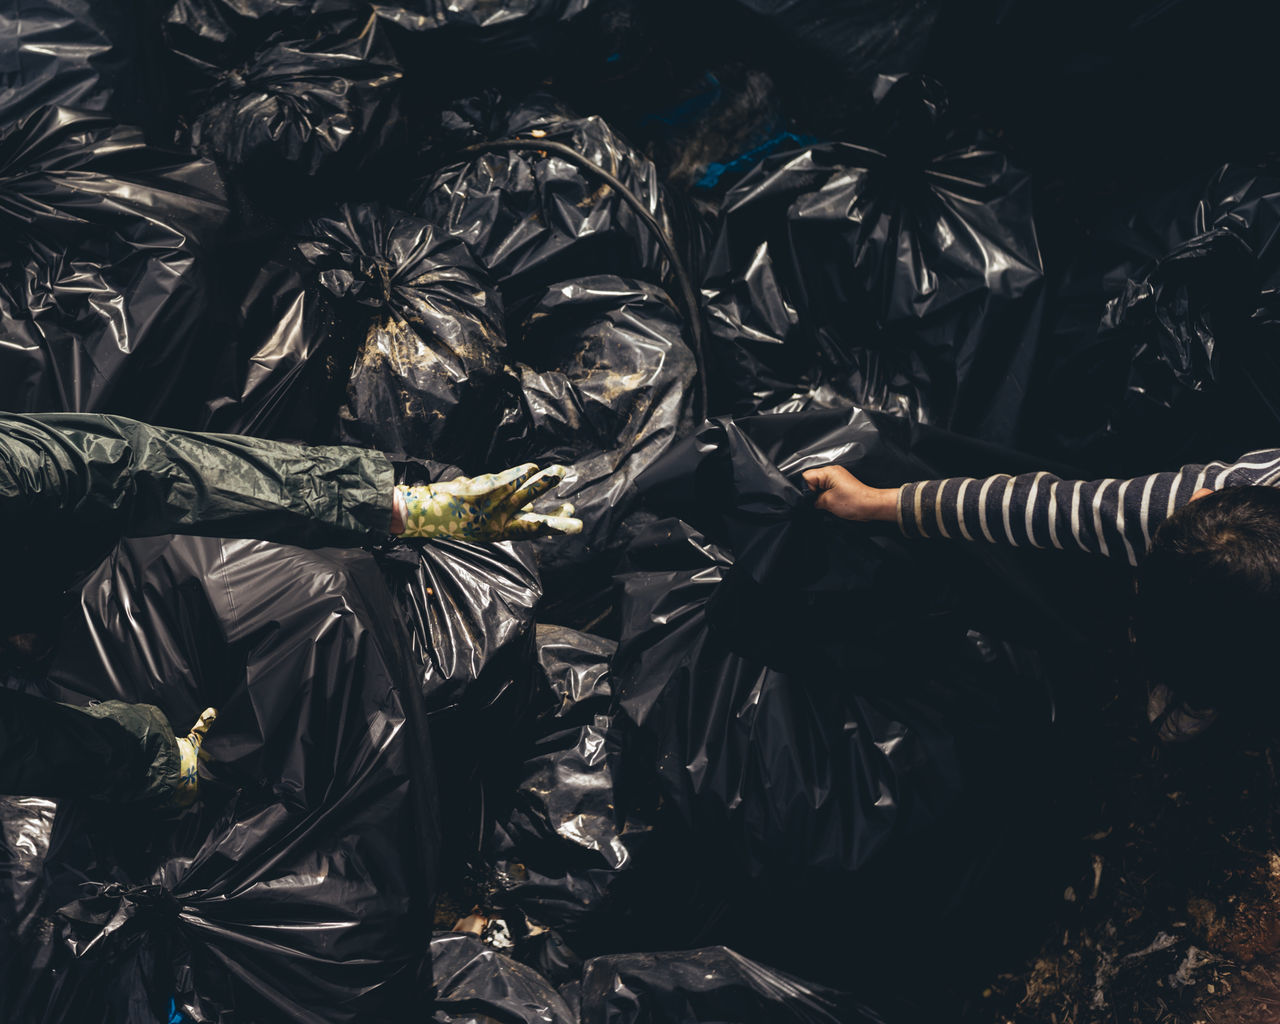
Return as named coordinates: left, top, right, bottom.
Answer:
left=801, top=465, right=900, bottom=523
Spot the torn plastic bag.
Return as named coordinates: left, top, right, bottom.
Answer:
left=1036, top=165, right=1280, bottom=473
left=204, top=203, right=510, bottom=461
left=0, top=106, right=228, bottom=423
left=179, top=9, right=406, bottom=205
left=565, top=946, right=886, bottom=1024
left=700, top=75, right=1044, bottom=445
left=9, top=535, right=438, bottom=1024
left=432, top=931, right=575, bottom=1024
left=413, top=94, right=678, bottom=320
left=627, top=64, right=800, bottom=194
left=0, top=2, right=162, bottom=131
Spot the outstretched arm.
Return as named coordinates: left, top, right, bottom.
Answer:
left=803, top=450, right=1280, bottom=566
left=0, top=412, right=396, bottom=547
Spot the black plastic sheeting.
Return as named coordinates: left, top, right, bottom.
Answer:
left=700, top=75, right=1044, bottom=446
left=0, top=796, right=57, bottom=1006
left=0, top=106, right=227, bottom=423
left=3, top=535, right=438, bottom=1024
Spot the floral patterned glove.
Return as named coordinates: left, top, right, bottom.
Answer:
left=173, top=707, right=217, bottom=808
left=394, top=464, right=582, bottom=542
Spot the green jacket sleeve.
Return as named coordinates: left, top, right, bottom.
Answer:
left=0, top=413, right=395, bottom=547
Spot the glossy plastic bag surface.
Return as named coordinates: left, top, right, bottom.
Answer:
left=8, top=535, right=438, bottom=1024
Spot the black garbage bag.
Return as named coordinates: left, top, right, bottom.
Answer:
left=489, top=276, right=696, bottom=609
left=177, top=8, right=406, bottom=206
left=413, top=94, right=679, bottom=321
left=564, top=946, right=887, bottom=1024
left=481, top=626, right=659, bottom=958
left=0, top=106, right=227, bottom=423
left=0, top=796, right=57, bottom=1015
left=617, top=410, right=1057, bottom=872
left=700, top=75, right=1044, bottom=446
left=1035, top=165, right=1280, bottom=474
left=611, top=408, right=1072, bottom=998
left=376, top=478, right=542, bottom=878
left=6, top=535, right=438, bottom=1024
left=0, top=2, right=163, bottom=132
left=204, top=202, right=509, bottom=460
left=431, top=931, right=576, bottom=1024
left=373, top=0, right=632, bottom=103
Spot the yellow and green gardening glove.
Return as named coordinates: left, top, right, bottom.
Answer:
left=393, top=464, right=582, bottom=542
left=173, top=707, right=217, bottom=808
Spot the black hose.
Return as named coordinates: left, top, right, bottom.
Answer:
left=458, top=137, right=709, bottom=420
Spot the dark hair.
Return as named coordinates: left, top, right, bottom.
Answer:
left=1135, top=486, right=1280, bottom=711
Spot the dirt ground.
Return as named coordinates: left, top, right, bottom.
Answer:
left=965, top=685, right=1280, bottom=1024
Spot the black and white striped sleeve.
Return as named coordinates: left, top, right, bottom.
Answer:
left=896, top=449, right=1280, bottom=566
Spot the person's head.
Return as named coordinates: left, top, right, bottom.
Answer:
left=1135, top=486, right=1280, bottom=712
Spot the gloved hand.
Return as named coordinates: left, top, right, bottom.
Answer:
left=173, top=707, right=217, bottom=807
left=394, top=464, right=582, bottom=542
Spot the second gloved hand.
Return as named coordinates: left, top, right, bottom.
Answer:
left=395, top=464, right=583, bottom=542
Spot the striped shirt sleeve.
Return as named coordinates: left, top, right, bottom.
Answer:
left=896, top=449, right=1280, bottom=566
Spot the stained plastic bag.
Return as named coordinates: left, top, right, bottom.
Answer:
left=488, top=276, right=696, bottom=605
left=700, top=75, right=1044, bottom=445
left=204, top=203, right=509, bottom=460
left=0, top=106, right=227, bottom=423
left=9, top=535, right=438, bottom=1024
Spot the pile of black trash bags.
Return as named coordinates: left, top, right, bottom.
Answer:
left=1, top=1, right=1276, bottom=1021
